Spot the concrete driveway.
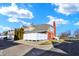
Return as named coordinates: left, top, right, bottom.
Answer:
left=24, top=40, right=79, bottom=56
left=0, top=39, right=33, bottom=56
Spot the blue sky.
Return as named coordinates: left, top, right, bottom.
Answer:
left=0, top=3, right=79, bottom=35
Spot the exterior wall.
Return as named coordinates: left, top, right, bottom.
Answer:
left=23, top=33, right=47, bottom=40
left=8, top=30, right=14, bottom=35
left=7, top=35, right=14, bottom=41
left=7, top=30, right=14, bottom=40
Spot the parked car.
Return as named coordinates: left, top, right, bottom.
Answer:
left=0, top=35, right=6, bottom=39
left=0, top=35, right=14, bottom=41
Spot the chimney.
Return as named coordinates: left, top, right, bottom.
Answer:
left=53, top=21, right=56, bottom=37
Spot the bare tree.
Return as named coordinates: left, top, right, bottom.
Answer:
left=3, top=31, right=8, bottom=36
left=60, top=31, right=71, bottom=40
left=74, top=29, right=79, bottom=39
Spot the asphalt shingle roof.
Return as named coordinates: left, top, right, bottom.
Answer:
left=24, top=24, right=53, bottom=33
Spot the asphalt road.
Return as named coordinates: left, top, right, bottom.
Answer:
left=24, top=40, right=79, bottom=56
left=53, top=40, right=79, bottom=56
left=0, top=39, right=20, bottom=50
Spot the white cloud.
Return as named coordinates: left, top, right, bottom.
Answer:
left=8, top=17, right=31, bottom=26
left=19, top=20, right=27, bottom=25
left=0, top=3, right=34, bottom=19
left=74, top=21, right=79, bottom=26
left=19, top=20, right=32, bottom=26
left=0, top=26, right=11, bottom=31
left=47, top=16, right=68, bottom=26
left=0, top=3, right=33, bottom=27
left=54, top=3, right=79, bottom=15
left=8, top=17, right=19, bottom=23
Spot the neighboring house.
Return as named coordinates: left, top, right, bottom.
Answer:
left=7, top=30, right=14, bottom=35
left=7, top=30, right=14, bottom=40
left=23, top=24, right=54, bottom=40
left=0, top=30, right=14, bottom=40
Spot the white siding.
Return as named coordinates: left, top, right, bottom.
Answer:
left=23, top=33, right=48, bottom=40
left=7, top=35, right=14, bottom=41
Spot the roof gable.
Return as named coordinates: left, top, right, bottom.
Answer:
left=24, top=24, right=53, bottom=33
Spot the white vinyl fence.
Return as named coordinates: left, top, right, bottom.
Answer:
left=23, top=33, right=48, bottom=40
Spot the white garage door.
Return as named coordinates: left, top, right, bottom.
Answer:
left=23, top=33, right=47, bottom=40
